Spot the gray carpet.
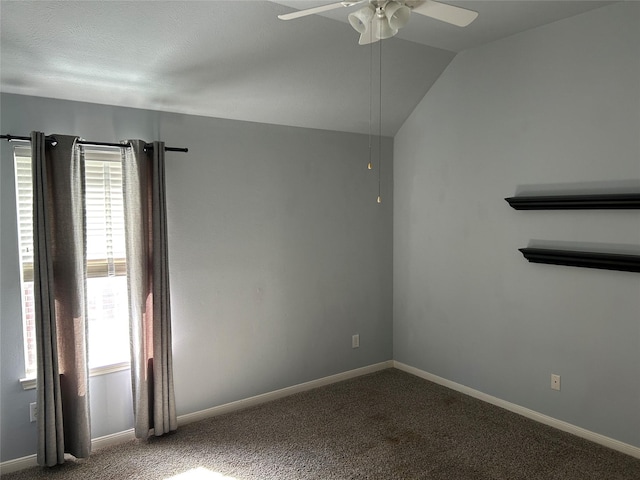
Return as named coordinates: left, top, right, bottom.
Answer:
left=5, top=369, right=640, bottom=479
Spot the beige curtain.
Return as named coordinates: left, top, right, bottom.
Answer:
left=123, top=140, right=177, bottom=439
left=32, top=132, right=91, bottom=466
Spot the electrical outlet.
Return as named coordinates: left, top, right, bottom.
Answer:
left=30, top=402, right=37, bottom=422
left=352, top=334, right=360, bottom=349
left=551, top=374, right=561, bottom=391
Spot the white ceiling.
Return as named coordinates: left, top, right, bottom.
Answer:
left=0, top=1, right=613, bottom=136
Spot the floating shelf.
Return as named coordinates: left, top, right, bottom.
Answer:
left=518, top=248, right=640, bottom=273
left=505, top=193, right=640, bottom=210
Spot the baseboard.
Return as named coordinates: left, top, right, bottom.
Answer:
left=11, top=360, right=633, bottom=472
left=0, top=361, right=393, bottom=474
left=0, top=427, right=137, bottom=474
left=0, top=455, right=37, bottom=475
left=393, top=361, right=640, bottom=459
left=178, top=360, right=394, bottom=426
left=91, top=428, right=136, bottom=450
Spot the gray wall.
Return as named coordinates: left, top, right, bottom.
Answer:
left=0, top=94, right=393, bottom=462
left=394, top=2, right=640, bottom=448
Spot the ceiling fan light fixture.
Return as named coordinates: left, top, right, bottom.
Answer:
left=385, top=1, right=411, bottom=30
left=358, top=29, right=379, bottom=45
left=348, top=5, right=375, bottom=35
left=372, top=15, right=397, bottom=40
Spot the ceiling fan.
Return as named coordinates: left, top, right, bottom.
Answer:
left=278, top=0, right=478, bottom=45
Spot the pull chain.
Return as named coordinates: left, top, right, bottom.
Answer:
left=377, top=40, right=382, bottom=204
left=367, top=32, right=373, bottom=171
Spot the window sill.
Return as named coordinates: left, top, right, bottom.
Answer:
left=20, top=362, right=131, bottom=390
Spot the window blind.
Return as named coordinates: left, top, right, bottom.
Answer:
left=14, top=146, right=127, bottom=281
left=14, top=147, right=34, bottom=281
left=84, top=148, right=127, bottom=277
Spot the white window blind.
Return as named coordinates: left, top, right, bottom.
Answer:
left=14, top=147, right=127, bottom=279
left=84, top=151, right=127, bottom=277
left=14, top=147, right=36, bottom=374
left=14, top=146, right=33, bottom=280
left=14, top=145, right=130, bottom=376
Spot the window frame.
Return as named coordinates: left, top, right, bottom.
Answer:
left=14, top=143, right=131, bottom=389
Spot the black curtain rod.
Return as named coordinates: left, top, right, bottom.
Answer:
left=1, top=134, right=188, bottom=153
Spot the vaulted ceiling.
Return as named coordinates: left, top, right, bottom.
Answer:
left=0, top=1, right=613, bottom=136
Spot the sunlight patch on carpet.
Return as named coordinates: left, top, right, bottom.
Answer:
left=164, top=467, right=239, bottom=480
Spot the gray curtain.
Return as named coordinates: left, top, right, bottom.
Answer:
left=123, top=140, right=177, bottom=439
left=32, top=132, right=91, bottom=466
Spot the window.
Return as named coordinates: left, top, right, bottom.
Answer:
left=14, top=145, right=130, bottom=379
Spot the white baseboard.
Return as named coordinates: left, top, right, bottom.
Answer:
left=0, top=428, right=137, bottom=474
left=178, top=361, right=394, bottom=426
left=0, top=455, right=37, bottom=475
left=91, top=428, right=136, bottom=450
left=0, top=361, right=393, bottom=474
left=6, top=359, right=634, bottom=475
left=393, top=361, right=640, bottom=460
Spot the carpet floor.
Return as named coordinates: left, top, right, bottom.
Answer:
left=4, top=368, right=640, bottom=479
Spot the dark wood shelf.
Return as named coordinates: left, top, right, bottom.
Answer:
left=505, top=193, right=640, bottom=210
left=518, top=248, right=640, bottom=273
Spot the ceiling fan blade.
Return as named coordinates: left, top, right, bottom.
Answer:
left=278, top=2, right=350, bottom=20
left=410, top=0, right=478, bottom=27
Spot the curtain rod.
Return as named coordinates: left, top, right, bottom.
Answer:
left=1, top=134, right=188, bottom=153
